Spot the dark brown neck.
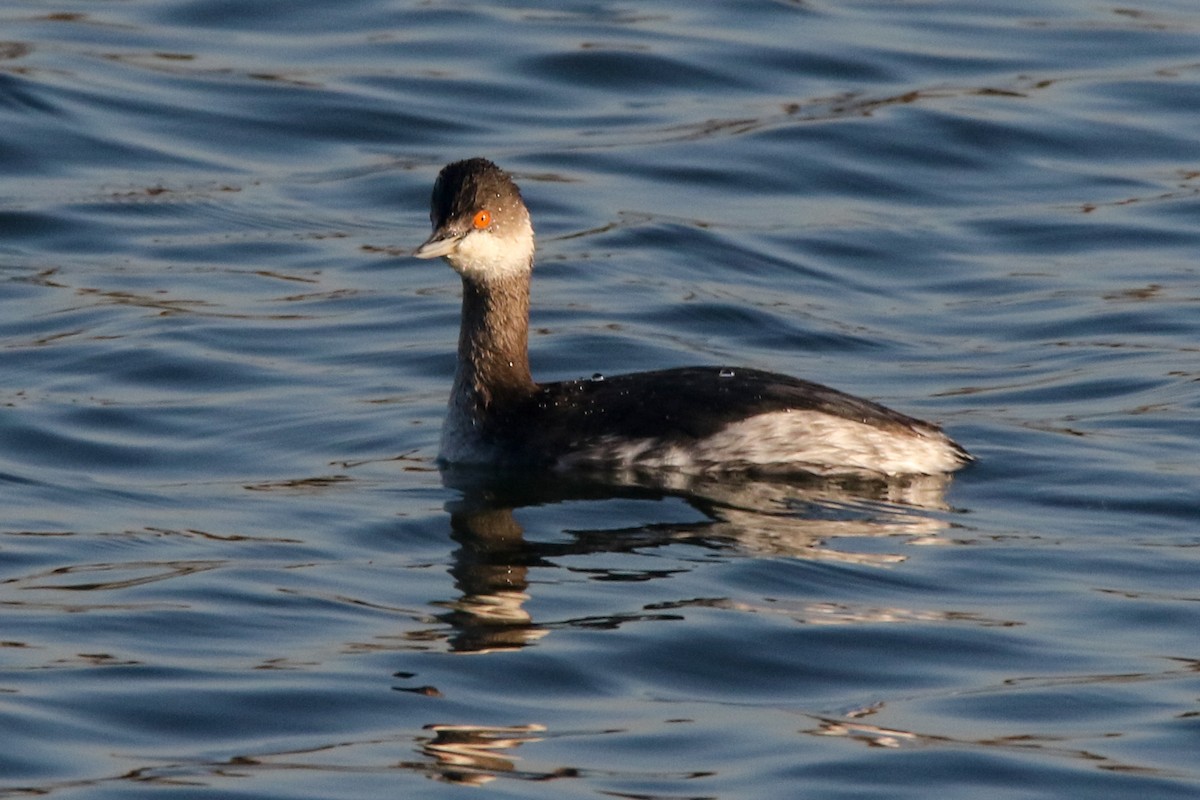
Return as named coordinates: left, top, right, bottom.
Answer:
left=454, top=270, right=536, bottom=408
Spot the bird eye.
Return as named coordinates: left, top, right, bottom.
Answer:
left=472, top=210, right=492, bottom=229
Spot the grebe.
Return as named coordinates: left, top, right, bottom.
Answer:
left=414, top=158, right=970, bottom=477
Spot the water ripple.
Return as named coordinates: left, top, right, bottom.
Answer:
left=3, top=0, right=1200, bottom=798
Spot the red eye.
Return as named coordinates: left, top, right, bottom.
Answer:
left=472, top=210, right=492, bottom=229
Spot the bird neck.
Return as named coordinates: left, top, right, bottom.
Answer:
left=454, top=269, right=536, bottom=408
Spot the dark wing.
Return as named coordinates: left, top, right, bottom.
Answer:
left=490, top=366, right=945, bottom=459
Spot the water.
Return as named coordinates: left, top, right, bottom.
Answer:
left=2, top=0, right=1199, bottom=797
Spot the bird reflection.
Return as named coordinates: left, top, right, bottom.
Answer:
left=420, top=723, right=550, bottom=786
left=434, top=466, right=960, bottom=654
left=437, top=502, right=550, bottom=653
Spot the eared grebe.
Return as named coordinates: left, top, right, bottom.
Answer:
left=414, top=158, right=971, bottom=477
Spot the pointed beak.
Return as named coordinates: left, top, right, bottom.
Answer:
left=413, top=229, right=463, bottom=260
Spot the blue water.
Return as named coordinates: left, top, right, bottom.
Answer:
left=2, top=1, right=1199, bottom=797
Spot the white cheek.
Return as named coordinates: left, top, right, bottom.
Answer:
left=447, top=229, right=534, bottom=279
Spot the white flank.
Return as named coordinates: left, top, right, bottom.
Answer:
left=556, top=410, right=964, bottom=477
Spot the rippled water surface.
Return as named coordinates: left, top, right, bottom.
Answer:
left=2, top=0, right=1199, bottom=797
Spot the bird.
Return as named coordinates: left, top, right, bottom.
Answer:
left=413, top=158, right=971, bottom=478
